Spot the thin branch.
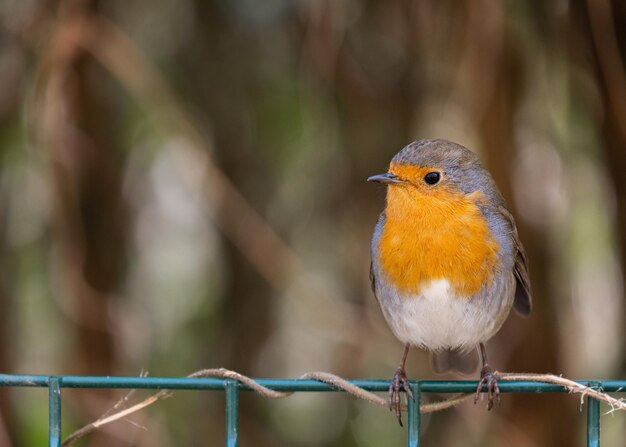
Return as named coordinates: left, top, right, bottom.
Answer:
left=62, top=368, right=625, bottom=446
left=497, top=372, right=626, bottom=412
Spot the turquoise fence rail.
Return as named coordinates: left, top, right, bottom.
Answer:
left=0, top=374, right=624, bottom=447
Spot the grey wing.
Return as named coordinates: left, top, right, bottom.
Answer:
left=369, top=261, right=377, bottom=297
left=499, top=206, right=532, bottom=316
left=369, top=213, right=385, bottom=304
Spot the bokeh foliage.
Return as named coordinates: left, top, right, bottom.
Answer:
left=0, top=0, right=625, bottom=446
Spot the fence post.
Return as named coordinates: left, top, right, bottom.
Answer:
left=225, top=379, right=239, bottom=447
left=49, top=377, right=62, bottom=447
left=587, top=384, right=600, bottom=447
left=407, top=382, right=420, bottom=447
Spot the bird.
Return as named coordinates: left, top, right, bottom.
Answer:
left=368, top=139, right=531, bottom=425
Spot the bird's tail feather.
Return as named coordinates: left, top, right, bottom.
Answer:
left=431, top=348, right=479, bottom=375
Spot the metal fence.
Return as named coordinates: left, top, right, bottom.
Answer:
left=0, top=374, right=624, bottom=447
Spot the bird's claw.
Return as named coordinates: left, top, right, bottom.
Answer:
left=474, top=365, right=500, bottom=410
left=389, top=367, right=413, bottom=426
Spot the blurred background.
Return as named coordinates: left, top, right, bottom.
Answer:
left=0, top=0, right=625, bottom=445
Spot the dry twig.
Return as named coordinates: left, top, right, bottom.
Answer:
left=497, top=372, right=626, bottom=413
left=62, top=368, right=624, bottom=446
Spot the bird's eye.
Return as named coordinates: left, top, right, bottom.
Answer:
left=424, top=172, right=441, bottom=185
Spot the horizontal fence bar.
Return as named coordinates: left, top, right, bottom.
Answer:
left=1, top=374, right=625, bottom=393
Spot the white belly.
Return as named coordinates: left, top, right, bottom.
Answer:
left=378, top=279, right=506, bottom=352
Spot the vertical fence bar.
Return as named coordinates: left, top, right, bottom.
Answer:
left=48, top=377, right=62, bottom=447
left=587, top=394, right=600, bottom=447
left=407, top=382, right=420, bottom=447
left=225, top=379, right=239, bottom=447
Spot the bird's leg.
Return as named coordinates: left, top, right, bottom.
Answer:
left=474, top=342, right=500, bottom=410
left=389, top=344, right=413, bottom=426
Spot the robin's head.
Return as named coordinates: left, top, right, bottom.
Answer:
left=367, top=139, right=492, bottom=201
left=368, top=139, right=505, bottom=296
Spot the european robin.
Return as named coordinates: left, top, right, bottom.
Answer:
left=368, top=139, right=532, bottom=424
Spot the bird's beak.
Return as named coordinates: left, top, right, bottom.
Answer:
left=367, top=172, right=404, bottom=185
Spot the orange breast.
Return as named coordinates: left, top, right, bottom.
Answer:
left=378, top=181, right=499, bottom=297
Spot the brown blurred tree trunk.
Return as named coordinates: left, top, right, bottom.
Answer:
left=0, top=203, right=15, bottom=446
left=39, top=1, right=129, bottom=445
left=326, top=2, right=418, bottom=443
left=182, top=2, right=279, bottom=445
left=577, top=0, right=626, bottom=372
left=0, top=25, right=25, bottom=447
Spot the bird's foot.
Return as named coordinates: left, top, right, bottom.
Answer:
left=389, top=366, right=414, bottom=426
left=474, top=364, right=500, bottom=410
